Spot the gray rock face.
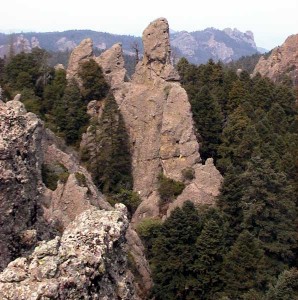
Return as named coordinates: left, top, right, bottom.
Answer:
left=0, top=97, right=110, bottom=271
left=0, top=205, right=137, bottom=300
left=171, top=27, right=258, bottom=64
left=0, top=34, right=40, bottom=58
left=223, top=28, right=257, bottom=49
left=0, top=99, right=47, bottom=270
left=42, top=129, right=111, bottom=230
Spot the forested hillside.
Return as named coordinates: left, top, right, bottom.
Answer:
left=0, top=48, right=297, bottom=299
left=137, top=59, right=298, bottom=299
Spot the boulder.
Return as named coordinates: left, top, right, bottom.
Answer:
left=0, top=206, right=137, bottom=300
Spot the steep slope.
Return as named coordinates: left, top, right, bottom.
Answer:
left=253, top=34, right=298, bottom=85
left=0, top=95, right=148, bottom=299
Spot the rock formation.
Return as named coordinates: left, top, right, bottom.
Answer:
left=66, top=38, right=93, bottom=84
left=170, top=27, right=258, bottom=64
left=95, top=43, right=127, bottom=88
left=253, top=34, right=298, bottom=86
left=0, top=97, right=52, bottom=270
left=0, top=205, right=137, bottom=300
left=0, top=95, right=150, bottom=298
left=90, top=18, right=222, bottom=223
left=0, top=97, right=108, bottom=270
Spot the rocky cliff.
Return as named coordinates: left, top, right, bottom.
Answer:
left=0, top=97, right=146, bottom=298
left=123, top=18, right=222, bottom=222
left=253, top=34, right=298, bottom=86
left=0, top=205, right=137, bottom=300
left=0, top=96, right=111, bottom=269
left=77, top=18, right=223, bottom=223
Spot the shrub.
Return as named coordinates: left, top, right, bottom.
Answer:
left=157, top=173, right=185, bottom=204
left=182, top=167, right=195, bottom=181
left=136, top=218, right=162, bottom=254
left=41, top=162, right=69, bottom=190
left=41, top=164, right=59, bottom=191
left=75, top=172, right=87, bottom=187
left=107, top=189, right=142, bottom=216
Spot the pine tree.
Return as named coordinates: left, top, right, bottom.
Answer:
left=54, top=79, right=88, bottom=145
left=191, top=86, right=223, bottom=162
left=217, top=106, right=254, bottom=173
left=84, top=93, right=132, bottom=194
left=241, top=157, right=297, bottom=270
left=265, top=268, right=298, bottom=300
left=220, top=230, right=267, bottom=299
left=193, top=209, right=228, bottom=299
left=151, top=202, right=202, bottom=300
left=78, top=58, right=109, bottom=101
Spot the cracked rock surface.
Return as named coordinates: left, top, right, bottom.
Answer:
left=0, top=205, right=137, bottom=300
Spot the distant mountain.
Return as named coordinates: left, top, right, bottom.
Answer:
left=0, top=27, right=261, bottom=64
left=171, top=27, right=259, bottom=64
left=0, top=30, right=142, bottom=58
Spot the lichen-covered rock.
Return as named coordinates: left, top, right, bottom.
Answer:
left=0, top=97, right=111, bottom=271
left=0, top=98, right=48, bottom=270
left=253, top=34, right=298, bottom=85
left=0, top=205, right=137, bottom=300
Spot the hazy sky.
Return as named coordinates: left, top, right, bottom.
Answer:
left=1, top=0, right=297, bottom=49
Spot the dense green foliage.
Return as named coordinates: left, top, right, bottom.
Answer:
left=137, top=58, right=298, bottom=299
left=225, top=52, right=263, bottom=74
left=82, top=93, right=132, bottom=194
left=41, top=163, right=69, bottom=190
left=78, top=59, right=109, bottom=101
left=157, top=173, right=185, bottom=204
left=81, top=93, right=138, bottom=215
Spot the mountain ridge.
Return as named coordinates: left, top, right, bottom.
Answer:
left=0, top=26, right=261, bottom=64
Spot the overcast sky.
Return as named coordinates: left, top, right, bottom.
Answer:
left=1, top=0, right=297, bottom=49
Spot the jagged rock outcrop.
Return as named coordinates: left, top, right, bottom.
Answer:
left=66, top=38, right=93, bottom=84
left=223, top=28, right=256, bottom=49
left=253, top=34, right=298, bottom=85
left=96, top=18, right=222, bottom=223
left=0, top=97, right=53, bottom=270
left=0, top=34, right=40, bottom=58
left=0, top=97, right=110, bottom=269
left=42, top=129, right=111, bottom=229
left=95, top=43, right=127, bottom=88
left=0, top=205, right=137, bottom=300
